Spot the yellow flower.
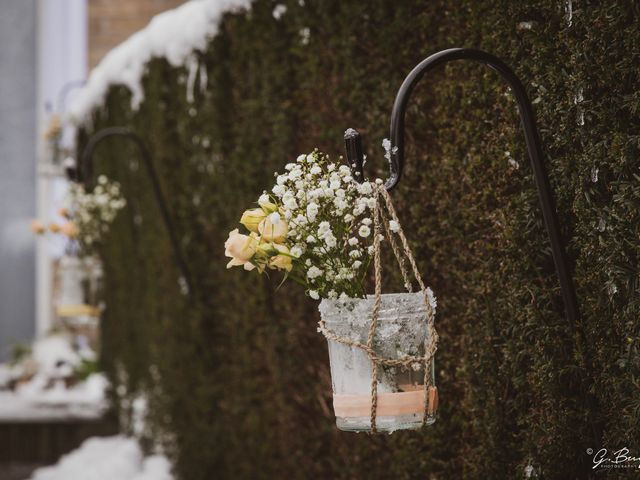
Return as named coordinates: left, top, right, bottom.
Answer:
left=240, top=208, right=266, bottom=233
left=258, top=212, right=288, bottom=243
left=225, top=228, right=258, bottom=271
left=259, top=200, right=279, bottom=214
left=43, top=114, right=61, bottom=141
left=49, top=222, right=61, bottom=233
left=268, top=244, right=293, bottom=272
left=31, top=219, right=45, bottom=234
left=60, top=222, right=78, bottom=238
left=256, top=242, right=293, bottom=273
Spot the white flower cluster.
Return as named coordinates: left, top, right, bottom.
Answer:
left=267, top=151, right=380, bottom=299
left=66, top=175, right=126, bottom=248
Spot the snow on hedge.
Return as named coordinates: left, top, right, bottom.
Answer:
left=30, top=436, right=173, bottom=480
left=68, top=0, right=251, bottom=123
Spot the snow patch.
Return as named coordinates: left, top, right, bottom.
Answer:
left=30, top=436, right=173, bottom=480
left=67, top=0, right=252, bottom=123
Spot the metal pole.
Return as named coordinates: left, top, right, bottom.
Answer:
left=79, top=126, right=194, bottom=296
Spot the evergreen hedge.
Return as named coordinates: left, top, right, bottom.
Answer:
left=78, top=1, right=640, bottom=478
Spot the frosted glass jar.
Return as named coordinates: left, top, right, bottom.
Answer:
left=55, top=255, right=102, bottom=326
left=319, top=292, right=437, bottom=433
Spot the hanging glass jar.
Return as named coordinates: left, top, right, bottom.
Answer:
left=54, top=255, right=103, bottom=328
left=319, top=292, right=437, bottom=433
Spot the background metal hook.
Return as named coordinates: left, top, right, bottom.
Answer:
left=79, top=126, right=194, bottom=296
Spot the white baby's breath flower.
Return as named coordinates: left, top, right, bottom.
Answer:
left=344, top=214, right=354, bottom=222
left=272, top=184, right=285, bottom=197
left=328, top=290, right=338, bottom=299
left=348, top=237, right=358, bottom=246
left=389, top=220, right=400, bottom=233
left=324, top=233, right=337, bottom=248
left=361, top=218, right=372, bottom=225
left=310, top=165, right=322, bottom=175
left=358, top=225, right=371, bottom=237
left=306, top=202, right=319, bottom=221
left=357, top=182, right=373, bottom=195
left=309, top=290, right=320, bottom=300
left=307, top=266, right=322, bottom=279
left=318, top=221, right=330, bottom=235
left=306, top=153, right=316, bottom=163
left=327, top=163, right=336, bottom=172
left=290, top=246, right=303, bottom=257
left=285, top=163, right=295, bottom=171
left=368, top=245, right=374, bottom=255
left=333, top=197, right=347, bottom=211
left=352, top=260, right=362, bottom=269
left=283, top=197, right=298, bottom=210
left=306, top=235, right=316, bottom=243
left=349, top=249, right=361, bottom=258
left=297, top=154, right=306, bottom=162
left=339, top=292, right=349, bottom=299
left=259, top=193, right=270, bottom=204
left=366, top=197, right=377, bottom=209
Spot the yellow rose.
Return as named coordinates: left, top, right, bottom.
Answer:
left=31, top=219, right=45, bottom=234
left=43, top=114, right=61, bottom=141
left=258, top=212, right=288, bottom=243
left=259, top=200, right=279, bottom=214
left=225, top=228, right=258, bottom=270
left=60, top=222, right=78, bottom=238
left=256, top=242, right=293, bottom=272
left=268, top=244, right=293, bottom=272
left=240, top=208, right=266, bottom=233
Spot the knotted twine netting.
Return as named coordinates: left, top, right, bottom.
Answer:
left=318, top=184, right=439, bottom=433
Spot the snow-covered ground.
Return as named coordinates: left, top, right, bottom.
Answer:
left=0, top=334, right=107, bottom=421
left=0, top=373, right=107, bottom=421
left=29, top=436, right=173, bottom=480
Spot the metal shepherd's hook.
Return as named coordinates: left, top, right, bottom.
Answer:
left=79, top=126, right=194, bottom=296
left=345, top=47, right=601, bottom=447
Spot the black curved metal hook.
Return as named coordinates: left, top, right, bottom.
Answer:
left=346, top=47, right=579, bottom=328
left=79, top=127, right=194, bottom=296
left=345, top=47, right=601, bottom=449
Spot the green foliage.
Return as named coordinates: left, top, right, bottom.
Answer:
left=9, top=342, right=31, bottom=365
left=78, top=1, right=640, bottom=478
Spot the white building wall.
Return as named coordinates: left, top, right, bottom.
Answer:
left=0, top=0, right=38, bottom=360
left=35, top=0, right=88, bottom=339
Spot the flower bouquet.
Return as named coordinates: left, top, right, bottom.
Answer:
left=225, top=151, right=438, bottom=433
